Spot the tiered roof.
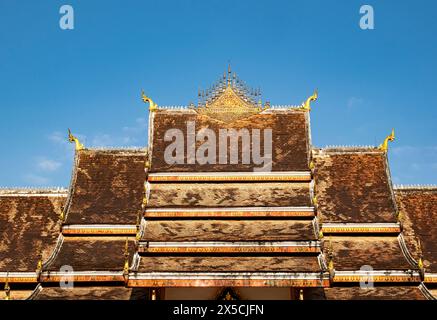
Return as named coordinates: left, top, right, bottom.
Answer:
left=1, top=69, right=435, bottom=300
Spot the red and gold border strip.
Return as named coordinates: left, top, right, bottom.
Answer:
left=138, top=241, right=320, bottom=254
left=148, top=171, right=312, bottom=182
left=128, top=272, right=330, bottom=288
left=40, top=271, right=125, bottom=283
left=424, top=274, right=437, bottom=283
left=145, top=207, right=315, bottom=218
left=321, top=223, right=401, bottom=234
left=333, top=271, right=421, bottom=283
left=62, top=225, right=137, bottom=235
left=0, top=272, right=37, bottom=283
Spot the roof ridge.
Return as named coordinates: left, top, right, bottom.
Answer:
left=394, top=184, right=437, bottom=190
left=86, top=146, right=147, bottom=151
left=0, top=187, right=68, bottom=195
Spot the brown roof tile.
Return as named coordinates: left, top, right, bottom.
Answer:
left=46, top=237, right=136, bottom=271
left=142, top=220, right=316, bottom=242
left=323, top=286, right=426, bottom=300
left=395, top=189, right=437, bottom=273
left=0, top=193, right=65, bottom=272
left=151, top=111, right=310, bottom=172
left=65, top=149, right=147, bottom=225
left=313, top=150, right=397, bottom=223
left=138, top=256, right=321, bottom=273
left=330, top=236, right=411, bottom=270
left=148, top=182, right=311, bottom=207
left=34, top=286, right=148, bottom=300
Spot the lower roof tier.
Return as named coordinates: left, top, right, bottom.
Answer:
left=45, top=237, right=136, bottom=272
left=32, top=285, right=149, bottom=300
left=322, top=286, right=427, bottom=300
left=395, top=188, right=437, bottom=273
left=0, top=190, right=66, bottom=273
left=328, top=236, right=413, bottom=271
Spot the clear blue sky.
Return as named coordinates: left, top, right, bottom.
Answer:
left=1, top=0, right=436, bottom=187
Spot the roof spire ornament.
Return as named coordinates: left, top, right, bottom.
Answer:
left=378, top=128, right=395, bottom=152
left=68, top=129, right=84, bottom=151
left=227, top=64, right=232, bottom=87
left=141, top=90, right=158, bottom=112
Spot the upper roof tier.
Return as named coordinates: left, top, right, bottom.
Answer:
left=148, top=69, right=313, bottom=173
left=64, top=149, right=147, bottom=225
left=313, top=148, right=398, bottom=223
left=150, top=110, right=311, bottom=172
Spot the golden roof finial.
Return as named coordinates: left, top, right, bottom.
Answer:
left=300, top=89, right=318, bottom=111
left=227, top=64, right=232, bottom=87
left=4, top=272, right=10, bottom=300
left=141, top=90, right=158, bottom=112
left=68, top=129, right=84, bottom=151
left=378, top=128, right=395, bottom=152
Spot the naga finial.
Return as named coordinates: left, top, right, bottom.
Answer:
left=36, top=255, right=43, bottom=274
left=123, top=238, right=130, bottom=274
left=4, top=273, right=10, bottom=300
left=378, top=128, right=395, bottom=152
left=299, top=89, right=318, bottom=111
left=141, top=90, right=158, bottom=112
left=68, top=129, right=84, bottom=151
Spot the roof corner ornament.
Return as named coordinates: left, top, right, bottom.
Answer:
left=68, top=129, right=84, bottom=151
left=327, top=238, right=335, bottom=280
left=4, top=273, right=10, bottom=300
left=299, top=89, right=318, bottom=111
left=378, top=128, right=395, bottom=152
left=417, top=239, right=425, bottom=280
left=136, top=214, right=142, bottom=241
left=35, top=254, right=43, bottom=279
left=141, top=90, right=158, bottom=112
left=123, top=238, right=130, bottom=276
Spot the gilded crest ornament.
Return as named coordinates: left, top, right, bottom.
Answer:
left=195, top=66, right=266, bottom=123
